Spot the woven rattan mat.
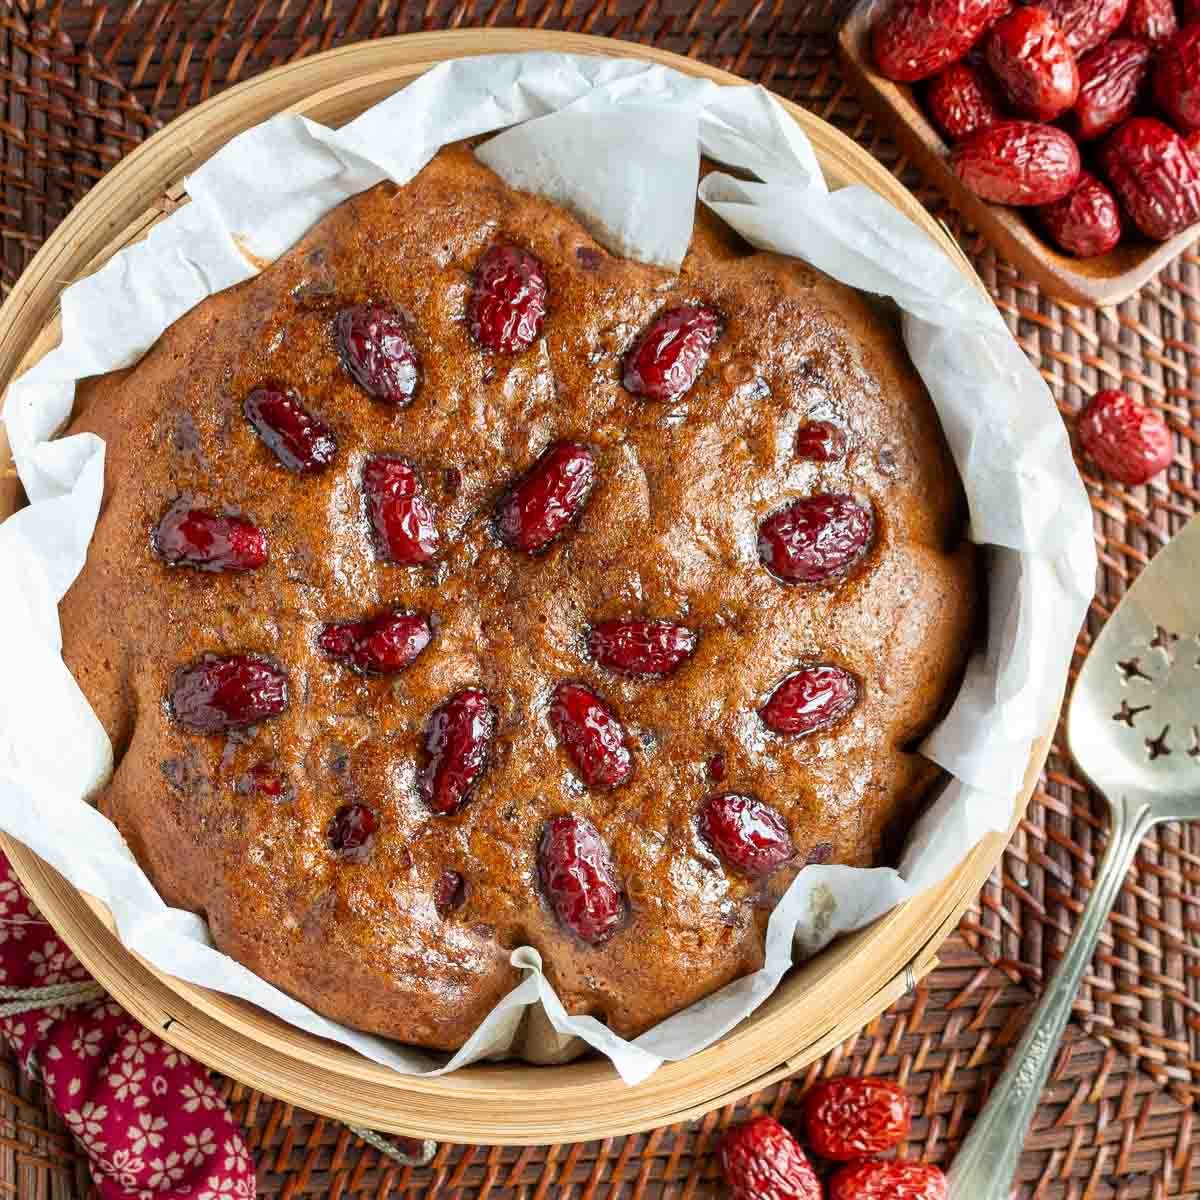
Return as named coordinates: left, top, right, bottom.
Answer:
left=1, top=1, right=1198, bottom=1196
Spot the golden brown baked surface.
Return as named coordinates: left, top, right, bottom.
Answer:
left=59, top=144, right=975, bottom=1051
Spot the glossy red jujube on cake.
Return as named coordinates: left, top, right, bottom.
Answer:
left=495, top=441, right=596, bottom=555
left=622, top=305, right=721, bottom=401
left=758, top=494, right=875, bottom=584
left=760, top=664, right=859, bottom=736
left=335, top=303, right=422, bottom=405
left=318, top=611, right=433, bottom=675
left=586, top=619, right=698, bottom=677
left=362, top=455, right=440, bottom=565
left=539, top=815, right=627, bottom=945
left=549, top=682, right=633, bottom=789
left=170, top=655, right=288, bottom=733
left=469, top=244, right=548, bottom=353
left=153, top=502, right=268, bottom=572
left=243, top=384, right=337, bottom=473
left=419, top=688, right=498, bottom=815
left=699, top=793, right=794, bottom=876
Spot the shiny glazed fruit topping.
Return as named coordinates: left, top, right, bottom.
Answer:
left=1047, top=0, right=1130, bottom=55
left=985, top=6, right=1080, bottom=121
left=1099, top=118, right=1200, bottom=241
left=622, top=305, right=721, bottom=402
left=804, top=1076, right=913, bottom=1160
left=318, top=611, right=433, bottom=675
left=1073, top=38, right=1151, bottom=142
left=718, top=1116, right=821, bottom=1200
left=243, top=384, right=337, bottom=473
left=419, top=688, right=498, bottom=815
left=1077, top=389, right=1173, bottom=485
left=586, top=619, right=698, bottom=678
left=549, top=683, right=633, bottom=789
left=952, top=120, right=1081, bottom=205
left=793, top=420, right=848, bottom=462
left=434, top=870, right=466, bottom=915
left=758, top=493, right=874, bottom=585
left=170, top=655, right=288, bottom=734
left=698, top=793, right=794, bottom=876
left=362, top=456, right=439, bottom=565
left=152, top=501, right=267, bottom=572
left=829, top=1160, right=949, bottom=1200
left=872, top=0, right=1010, bottom=83
left=327, top=802, right=377, bottom=861
left=1038, top=172, right=1122, bottom=257
left=335, top=304, right=421, bottom=405
left=496, top=441, right=596, bottom=555
left=761, top=664, right=859, bottom=736
left=925, top=62, right=1004, bottom=140
left=468, top=244, right=548, bottom=353
left=538, top=814, right=627, bottom=945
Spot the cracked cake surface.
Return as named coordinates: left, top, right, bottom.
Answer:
left=58, top=143, right=975, bottom=1051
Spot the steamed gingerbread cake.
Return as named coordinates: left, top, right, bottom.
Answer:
left=58, top=143, right=975, bottom=1051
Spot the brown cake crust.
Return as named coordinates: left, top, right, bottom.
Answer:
left=58, top=144, right=975, bottom=1051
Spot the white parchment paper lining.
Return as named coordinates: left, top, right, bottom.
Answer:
left=0, top=51, right=1096, bottom=1086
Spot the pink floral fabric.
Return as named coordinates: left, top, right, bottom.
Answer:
left=0, top=853, right=256, bottom=1199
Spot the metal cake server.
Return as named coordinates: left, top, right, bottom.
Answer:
left=948, top=515, right=1200, bottom=1199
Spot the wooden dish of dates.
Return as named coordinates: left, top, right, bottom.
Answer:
left=840, top=0, right=1200, bottom=306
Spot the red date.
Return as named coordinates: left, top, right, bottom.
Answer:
left=757, top=494, right=875, bottom=585
left=170, top=654, right=288, bottom=733
left=419, top=689, right=497, bottom=815
left=539, top=814, right=626, bottom=944
left=318, top=611, right=432, bottom=675
left=698, top=793, right=794, bottom=877
left=153, top=501, right=267, bottom=572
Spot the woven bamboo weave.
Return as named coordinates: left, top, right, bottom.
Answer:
left=0, top=1, right=1198, bottom=1196
left=9, top=935, right=1200, bottom=1199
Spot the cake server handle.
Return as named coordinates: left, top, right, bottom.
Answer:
left=945, top=791, right=1153, bottom=1199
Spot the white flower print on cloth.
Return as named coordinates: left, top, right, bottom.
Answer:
left=99, top=1147, right=146, bottom=1190
left=160, top=1045, right=186, bottom=1070
left=198, top=1175, right=255, bottom=1200
left=182, top=1128, right=217, bottom=1166
left=64, top=1101, right=109, bottom=1152
left=73, top=1026, right=105, bottom=1059
left=146, top=1151, right=185, bottom=1191
left=129, top=1112, right=168, bottom=1155
left=109, top=1056, right=148, bottom=1104
left=222, top=1136, right=250, bottom=1177
left=121, top=1025, right=159, bottom=1066
left=180, top=1080, right=222, bottom=1113
left=0, top=875, right=37, bottom=946
left=0, top=853, right=256, bottom=1200
left=28, top=937, right=87, bottom=985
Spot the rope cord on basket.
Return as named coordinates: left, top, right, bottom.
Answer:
left=0, top=981, right=106, bottom=1018
left=346, top=1124, right=437, bottom=1167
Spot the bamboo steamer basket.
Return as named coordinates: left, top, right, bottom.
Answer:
left=0, top=30, right=1053, bottom=1144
